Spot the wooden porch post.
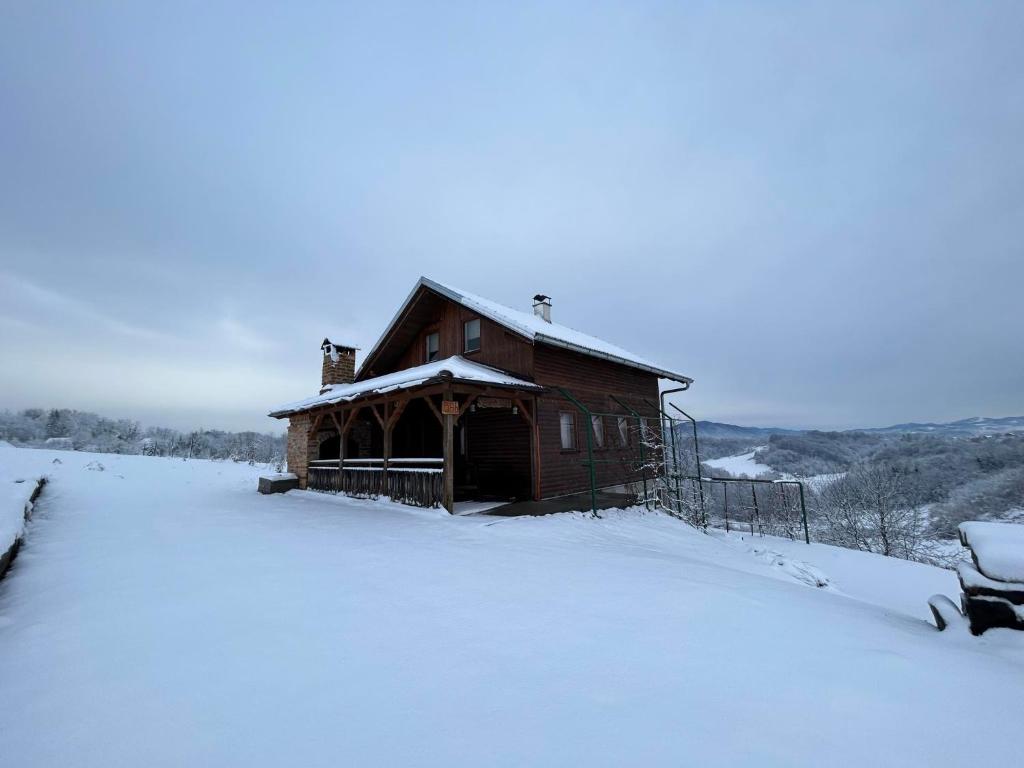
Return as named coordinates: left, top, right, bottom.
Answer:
left=341, top=407, right=361, bottom=496
left=382, top=401, right=391, bottom=498
left=443, top=387, right=454, bottom=514
left=330, top=410, right=345, bottom=492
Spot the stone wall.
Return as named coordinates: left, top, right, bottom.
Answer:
left=287, top=413, right=311, bottom=488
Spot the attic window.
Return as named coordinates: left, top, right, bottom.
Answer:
left=426, top=332, right=439, bottom=362
left=464, top=318, right=481, bottom=353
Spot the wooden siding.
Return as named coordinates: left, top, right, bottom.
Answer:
left=365, top=288, right=534, bottom=380
left=533, top=345, right=661, bottom=499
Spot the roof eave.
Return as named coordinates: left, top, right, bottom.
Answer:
left=268, top=373, right=544, bottom=419
left=534, top=334, right=693, bottom=385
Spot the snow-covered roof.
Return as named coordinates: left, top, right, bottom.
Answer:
left=359, top=277, right=692, bottom=383
left=269, top=356, right=542, bottom=418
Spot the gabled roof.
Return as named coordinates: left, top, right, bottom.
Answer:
left=358, top=277, right=692, bottom=383
left=269, top=356, right=542, bottom=418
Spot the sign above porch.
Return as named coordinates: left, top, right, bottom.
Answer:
left=477, top=397, right=513, bottom=409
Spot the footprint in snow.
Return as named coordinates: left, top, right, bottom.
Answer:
left=753, top=547, right=831, bottom=589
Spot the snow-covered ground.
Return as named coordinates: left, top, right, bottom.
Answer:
left=0, top=444, right=1022, bottom=767
left=703, top=448, right=777, bottom=478
left=710, top=529, right=959, bottom=620
left=0, top=443, right=44, bottom=555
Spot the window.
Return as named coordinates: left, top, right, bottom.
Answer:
left=425, top=331, right=439, bottom=362
left=463, top=318, right=481, bottom=353
left=591, top=415, right=604, bottom=448
left=559, top=412, right=576, bottom=450
left=617, top=416, right=630, bottom=447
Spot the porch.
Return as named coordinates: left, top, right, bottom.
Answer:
left=284, top=360, right=545, bottom=513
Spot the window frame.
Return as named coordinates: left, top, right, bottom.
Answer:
left=559, top=411, right=578, bottom=452
left=463, top=317, right=481, bottom=354
left=425, top=331, right=440, bottom=363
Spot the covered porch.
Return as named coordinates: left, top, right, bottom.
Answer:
left=273, top=358, right=544, bottom=514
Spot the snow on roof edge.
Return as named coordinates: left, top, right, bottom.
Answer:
left=269, top=355, right=542, bottom=418
left=356, top=276, right=692, bottom=384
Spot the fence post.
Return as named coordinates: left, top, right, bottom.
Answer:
left=798, top=482, right=809, bottom=544
left=723, top=482, right=730, bottom=533
left=558, top=388, right=598, bottom=515
left=751, top=482, right=761, bottom=536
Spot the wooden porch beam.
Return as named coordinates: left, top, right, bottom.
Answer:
left=442, top=386, right=454, bottom=515
left=423, top=395, right=444, bottom=426
left=369, top=404, right=385, bottom=430
left=294, top=383, right=542, bottom=424
left=455, top=394, right=479, bottom=423
left=328, top=411, right=343, bottom=433
left=341, top=407, right=361, bottom=435
left=511, top=397, right=533, bottom=426
left=387, top=397, right=409, bottom=429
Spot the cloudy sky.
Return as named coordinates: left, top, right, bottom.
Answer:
left=1, top=2, right=1021, bottom=433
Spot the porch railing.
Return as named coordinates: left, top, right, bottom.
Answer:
left=307, top=458, right=444, bottom=508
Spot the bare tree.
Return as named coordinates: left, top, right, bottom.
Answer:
left=814, top=463, right=927, bottom=560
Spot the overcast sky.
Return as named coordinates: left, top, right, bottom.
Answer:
left=1, top=2, right=1021, bottom=434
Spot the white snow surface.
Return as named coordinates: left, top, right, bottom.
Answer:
left=959, top=521, right=1024, bottom=582
left=0, top=447, right=43, bottom=553
left=1, top=445, right=1022, bottom=767
left=704, top=448, right=777, bottom=479
left=710, top=529, right=960, bottom=621
left=361, top=277, right=691, bottom=383
left=958, top=561, right=1024, bottom=592
left=270, top=354, right=541, bottom=416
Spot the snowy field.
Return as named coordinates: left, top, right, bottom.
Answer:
left=1, top=444, right=1022, bottom=767
left=703, top=447, right=777, bottom=478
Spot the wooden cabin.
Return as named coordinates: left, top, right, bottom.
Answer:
left=269, top=277, right=692, bottom=513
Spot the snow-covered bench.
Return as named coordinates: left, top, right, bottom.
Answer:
left=929, top=522, right=1024, bottom=635
left=258, top=473, right=299, bottom=495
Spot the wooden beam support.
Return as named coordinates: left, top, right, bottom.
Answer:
left=424, top=395, right=444, bottom=426
left=442, top=386, right=454, bottom=514
left=332, top=410, right=346, bottom=488
left=341, top=407, right=361, bottom=435
left=369, top=404, right=385, bottom=430
left=511, top=397, right=533, bottom=426
left=455, top=394, right=479, bottom=424
left=388, top=397, right=409, bottom=429
left=381, top=402, right=392, bottom=494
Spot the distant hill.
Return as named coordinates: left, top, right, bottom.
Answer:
left=857, top=416, right=1024, bottom=436
left=686, top=416, right=1024, bottom=439
left=689, top=422, right=801, bottom=439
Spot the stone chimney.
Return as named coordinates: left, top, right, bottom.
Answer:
left=320, top=338, right=356, bottom=392
left=532, top=294, right=552, bottom=323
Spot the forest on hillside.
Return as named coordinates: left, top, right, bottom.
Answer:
left=673, top=427, right=1024, bottom=553
left=0, top=408, right=285, bottom=466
